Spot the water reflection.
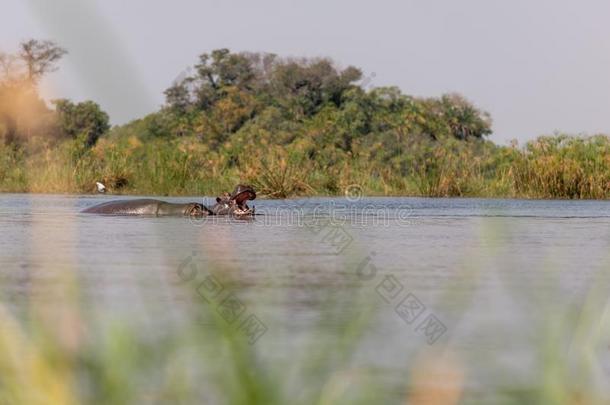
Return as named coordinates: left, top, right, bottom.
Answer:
left=1, top=194, right=610, bottom=400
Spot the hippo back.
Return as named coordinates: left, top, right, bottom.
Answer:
left=82, top=199, right=163, bottom=215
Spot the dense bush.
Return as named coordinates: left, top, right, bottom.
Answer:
left=53, top=99, right=110, bottom=148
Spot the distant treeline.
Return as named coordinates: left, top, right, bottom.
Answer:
left=1, top=41, right=610, bottom=199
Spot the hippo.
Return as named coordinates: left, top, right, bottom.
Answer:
left=82, top=184, right=256, bottom=217
left=209, top=184, right=256, bottom=215
left=81, top=199, right=212, bottom=216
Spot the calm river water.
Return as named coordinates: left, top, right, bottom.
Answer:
left=1, top=194, right=610, bottom=401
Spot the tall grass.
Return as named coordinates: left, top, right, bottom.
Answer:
left=510, top=135, right=610, bottom=199
left=2, top=133, right=610, bottom=199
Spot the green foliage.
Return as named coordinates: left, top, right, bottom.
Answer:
left=510, top=135, right=610, bottom=199
left=54, top=100, right=110, bottom=148
left=435, top=93, right=493, bottom=140
left=243, top=146, right=313, bottom=198
left=18, top=48, right=493, bottom=197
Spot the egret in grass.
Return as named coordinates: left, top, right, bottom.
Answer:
left=96, top=182, right=106, bottom=193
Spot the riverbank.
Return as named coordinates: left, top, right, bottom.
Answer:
left=2, top=133, right=610, bottom=199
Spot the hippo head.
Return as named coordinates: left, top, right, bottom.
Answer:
left=229, top=184, right=256, bottom=208
left=212, top=185, right=256, bottom=216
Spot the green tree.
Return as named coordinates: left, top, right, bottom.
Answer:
left=437, top=93, right=492, bottom=140
left=270, top=58, right=362, bottom=119
left=54, top=99, right=110, bottom=147
left=164, top=78, right=194, bottom=114
left=193, top=49, right=255, bottom=110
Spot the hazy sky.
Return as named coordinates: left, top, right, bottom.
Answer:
left=2, top=0, right=610, bottom=144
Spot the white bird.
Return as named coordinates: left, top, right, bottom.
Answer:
left=96, top=182, right=107, bottom=193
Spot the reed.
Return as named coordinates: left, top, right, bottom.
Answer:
left=2, top=133, right=610, bottom=199
left=509, top=135, right=610, bottom=199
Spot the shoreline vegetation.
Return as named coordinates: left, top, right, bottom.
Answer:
left=2, top=41, right=610, bottom=199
